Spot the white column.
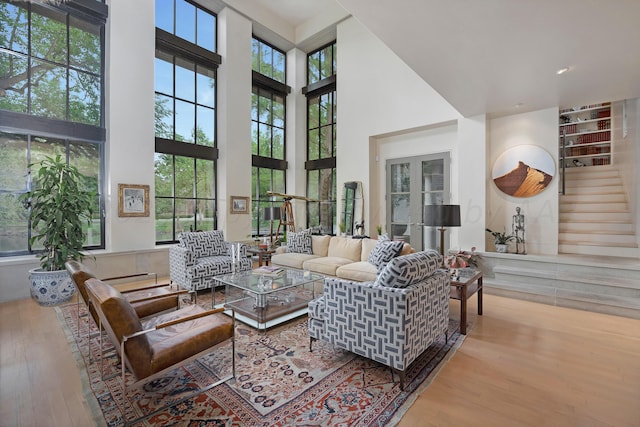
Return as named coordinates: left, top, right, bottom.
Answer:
left=217, top=8, right=252, bottom=241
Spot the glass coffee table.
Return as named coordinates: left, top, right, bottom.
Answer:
left=213, top=268, right=324, bottom=330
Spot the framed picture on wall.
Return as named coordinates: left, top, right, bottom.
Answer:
left=118, top=184, right=149, bottom=217
left=230, top=196, right=250, bottom=214
left=491, top=145, right=555, bottom=197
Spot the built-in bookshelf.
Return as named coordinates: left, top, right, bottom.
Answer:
left=559, top=103, right=611, bottom=168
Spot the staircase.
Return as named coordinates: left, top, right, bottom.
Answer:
left=559, top=165, right=639, bottom=258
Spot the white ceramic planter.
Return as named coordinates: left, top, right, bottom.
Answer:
left=495, top=244, right=508, bottom=253
left=29, top=268, right=76, bottom=306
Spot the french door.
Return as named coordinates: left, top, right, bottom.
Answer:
left=386, top=153, right=451, bottom=251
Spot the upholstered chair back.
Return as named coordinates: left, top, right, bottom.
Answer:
left=85, top=278, right=153, bottom=378
left=65, top=260, right=99, bottom=323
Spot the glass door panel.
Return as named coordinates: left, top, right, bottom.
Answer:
left=387, top=153, right=450, bottom=251
left=389, top=163, right=411, bottom=244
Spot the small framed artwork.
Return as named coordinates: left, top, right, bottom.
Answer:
left=118, top=184, right=149, bottom=217
left=230, top=196, right=250, bottom=214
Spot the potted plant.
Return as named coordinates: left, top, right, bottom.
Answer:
left=19, top=155, right=96, bottom=306
left=338, top=222, right=347, bottom=236
left=376, top=224, right=383, bottom=236
left=485, top=228, right=518, bottom=253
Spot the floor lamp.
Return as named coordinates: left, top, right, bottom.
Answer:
left=423, top=204, right=461, bottom=262
left=263, top=206, right=281, bottom=246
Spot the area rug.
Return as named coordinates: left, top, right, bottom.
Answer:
left=55, top=297, right=465, bottom=426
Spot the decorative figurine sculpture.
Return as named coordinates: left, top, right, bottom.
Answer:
left=512, top=206, right=526, bottom=254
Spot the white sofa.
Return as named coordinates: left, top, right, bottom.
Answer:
left=271, top=235, right=413, bottom=282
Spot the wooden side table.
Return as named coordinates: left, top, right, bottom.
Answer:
left=246, top=247, right=276, bottom=266
left=449, top=271, right=483, bottom=335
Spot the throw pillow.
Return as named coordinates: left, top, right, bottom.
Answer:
left=375, top=249, right=442, bottom=288
left=368, top=240, right=405, bottom=272
left=378, top=233, right=390, bottom=242
left=286, top=229, right=313, bottom=254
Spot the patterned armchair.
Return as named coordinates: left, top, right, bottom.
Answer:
left=308, top=250, right=449, bottom=389
left=169, top=230, right=252, bottom=291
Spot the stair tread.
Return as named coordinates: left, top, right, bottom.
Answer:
left=559, top=240, right=638, bottom=248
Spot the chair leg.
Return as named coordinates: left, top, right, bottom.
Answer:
left=389, top=368, right=406, bottom=390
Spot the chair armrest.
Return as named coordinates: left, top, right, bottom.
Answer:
left=120, top=283, right=173, bottom=293
left=122, top=307, right=234, bottom=340
left=275, top=246, right=287, bottom=255
left=102, top=272, right=158, bottom=283
left=170, top=245, right=196, bottom=267
left=126, top=289, right=189, bottom=304
left=155, top=306, right=228, bottom=329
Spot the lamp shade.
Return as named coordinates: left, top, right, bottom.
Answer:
left=423, top=204, right=461, bottom=227
left=263, top=206, right=281, bottom=221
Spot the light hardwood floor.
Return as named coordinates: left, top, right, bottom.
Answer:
left=1, top=290, right=639, bottom=426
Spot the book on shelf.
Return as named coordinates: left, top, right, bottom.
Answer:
left=253, top=266, right=283, bottom=276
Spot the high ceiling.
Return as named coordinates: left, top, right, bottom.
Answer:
left=242, top=0, right=640, bottom=117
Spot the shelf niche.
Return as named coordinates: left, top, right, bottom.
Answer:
left=559, top=103, right=611, bottom=168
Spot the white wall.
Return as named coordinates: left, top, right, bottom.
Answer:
left=105, top=0, right=156, bottom=251
left=487, top=108, right=560, bottom=255
left=217, top=8, right=253, bottom=241
left=286, top=48, right=309, bottom=230
left=614, top=98, right=640, bottom=239
left=337, top=17, right=486, bottom=250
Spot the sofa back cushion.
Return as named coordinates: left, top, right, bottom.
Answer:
left=312, top=234, right=332, bottom=257
left=179, top=230, right=227, bottom=257
left=375, top=249, right=442, bottom=288
left=327, top=236, right=362, bottom=261
left=360, top=238, right=378, bottom=261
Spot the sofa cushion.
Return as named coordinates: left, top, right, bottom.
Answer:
left=287, top=229, right=313, bottom=254
left=375, top=250, right=442, bottom=288
left=327, top=237, right=362, bottom=261
left=360, top=238, right=378, bottom=261
left=179, top=230, right=227, bottom=257
left=368, top=240, right=405, bottom=272
left=271, top=253, right=320, bottom=269
left=336, top=261, right=378, bottom=282
left=311, top=234, right=331, bottom=257
left=302, top=257, right=354, bottom=276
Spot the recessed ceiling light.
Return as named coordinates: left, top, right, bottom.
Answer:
left=556, top=67, right=570, bottom=75
left=515, top=103, right=524, bottom=108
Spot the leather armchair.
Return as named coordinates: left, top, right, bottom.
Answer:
left=65, top=261, right=184, bottom=335
left=85, top=278, right=235, bottom=424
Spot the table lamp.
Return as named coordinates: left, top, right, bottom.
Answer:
left=263, top=206, right=281, bottom=246
left=423, top=204, right=461, bottom=258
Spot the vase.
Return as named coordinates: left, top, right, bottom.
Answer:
left=29, top=268, right=76, bottom=306
left=495, top=244, right=508, bottom=253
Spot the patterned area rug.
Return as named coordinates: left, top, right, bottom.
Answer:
left=55, top=296, right=464, bottom=426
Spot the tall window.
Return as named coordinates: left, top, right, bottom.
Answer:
left=251, top=37, right=288, bottom=237
left=305, top=42, right=337, bottom=234
left=154, top=0, right=220, bottom=243
left=0, top=0, right=107, bottom=256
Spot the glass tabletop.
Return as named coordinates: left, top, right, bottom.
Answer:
left=214, top=268, right=324, bottom=294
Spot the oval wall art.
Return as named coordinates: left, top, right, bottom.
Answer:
left=492, top=145, right=555, bottom=197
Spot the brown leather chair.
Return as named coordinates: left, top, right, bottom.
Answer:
left=85, top=278, right=234, bottom=424
left=65, top=261, right=184, bottom=335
